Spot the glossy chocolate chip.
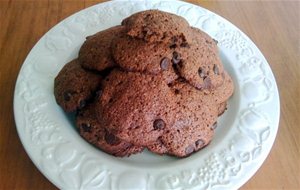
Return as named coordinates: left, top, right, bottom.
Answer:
left=63, top=91, right=74, bottom=101
left=172, top=51, right=181, bottom=64
left=153, top=119, right=165, bottom=130
left=79, top=100, right=86, bottom=109
left=211, top=122, right=217, bottom=130
left=169, top=44, right=177, bottom=49
left=198, top=67, right=205, bottom=78
left=95, top=90, right=103, bottom=99
left=185, top=145, right=194, bottom=155
left=80, top=123, right=91, bottom=133
left=160, top=57, right=169, bottom=70
left=195, top=139, right=205, bottom=147
left=180, top=42, right=190, bottom=48
left=105, top=132, right=120, bottom=145
left=213, top=64, right=219, bottom=75
left=170, top=36, right=177, bottom=44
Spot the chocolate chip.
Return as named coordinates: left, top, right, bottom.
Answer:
left=213, top=38, right=218, bottom=44
left=160, top=57, right=169, bottom=70
left=79, top=100, right=86, bottom=109
left=169, top=44, right=177, bottom=49
left=180, top=42, right=190, bottom=48
left=169, top=37, right=178, bottom=48
left=170, top=36, right=177, bottom=44
left=104, top=132, right=120, bottom=145
left=213, top=64, right=219, bottom=75
left=95, top=90, right=102, bottom=99
left=211, top=122, right=217, bottom=130
left=172, top=51, right=181, bottom=64
left=174, top=89, right=180, bottom=94
left=185, top=145, right=194, bottom=155
left=203, top=77, right=212, bottom=89
left=205, top=39, right=212, bottom=44
left=80, top=123, right=91, bottom=133
left=177, top=60, right=183, bottom=68
left=63, top=91, right=73, bottom=101
left=76, top=110, right=83, bottom=117
left=195, top=139, right=205, bottom=147
left=198, top=67, right=205, bottom=78
left=153, top=119, right=165, bottom=130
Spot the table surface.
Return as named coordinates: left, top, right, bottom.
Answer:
left=0, top=0, right=299, bottom=189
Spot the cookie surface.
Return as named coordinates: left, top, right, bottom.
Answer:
left=112, top=33, right=173, bottom=74
left=112, top=24, right=224, bottom=91
left=96, top=70, right=220, bottom=157
left=172, top=27, right=225, bottom=90
left=78, top=26, right=123, bottom=72
left=96, top=69, right=173, bottom=146
left=122, top=10, right=191, bottom=43
left=54, top=59, right=102, bottom=112
left=76, top=103, right=144, bottom=157
left=146, top=80, right=218, bottom=157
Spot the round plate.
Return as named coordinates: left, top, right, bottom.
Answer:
left=14, top=0, right=280, bottom=189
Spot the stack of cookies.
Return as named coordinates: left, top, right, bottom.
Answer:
left=54, top=10, right=234, bottom=157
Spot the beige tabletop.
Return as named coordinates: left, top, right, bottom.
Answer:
left=0, top=0, right=299, bottom=189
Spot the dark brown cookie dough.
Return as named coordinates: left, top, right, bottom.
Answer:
left=95, top=69, right=173, bottom=146
left=171, top=27, right=225, bottom=90
left=122, top=10, right=191, bottom=43
left=146, top=80, right=218, bottom=157
left=78, top=26, right=124, bottom=71
left=76, top=103, right=144, bottom=157
left=112, top=33, right=173, bottom=74
left=54, top=59, right=102, bottom=112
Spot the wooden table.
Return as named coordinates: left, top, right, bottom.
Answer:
left=0, top=0, right=299, bottom=189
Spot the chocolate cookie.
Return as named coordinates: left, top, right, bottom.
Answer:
left=78, top=26, right=123, bottom=71
left=95, top=69, right=173, bottom=146
left=122, top=10, right=191, bottom=43
left=76, top=103, right=144, bottom=157
left=54, top=10, right=235, bottom=158
left=171, top=27, right=225, bottom=90
left=54, top=59, right=102, bottom=112
left=112, top=10, right=194, bottom=75
left=146, top=80, right=218, bottom=157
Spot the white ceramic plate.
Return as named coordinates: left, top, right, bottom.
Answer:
left=14, top=0, right=280, bottom=189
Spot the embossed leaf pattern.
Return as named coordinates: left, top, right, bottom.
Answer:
left=260, top=127, right=270, bottom=143
left=239, top=152, right=251, bottom=163
left=229, top=165, right=241, bottom=176
left=45, top=35, right=72, bottom=52
left=177, top=5, right=206, bottom=25
left=54, top=143, right=76, bottom=166
left=80, top=159, right=108, bottom=189
left=117, top=172, right=148, bottom=190
left=41, top=157, right=59, bottom=173
left=252, top=146, right=262, bottom=160
left=60, top=170, right=80, bottom=189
